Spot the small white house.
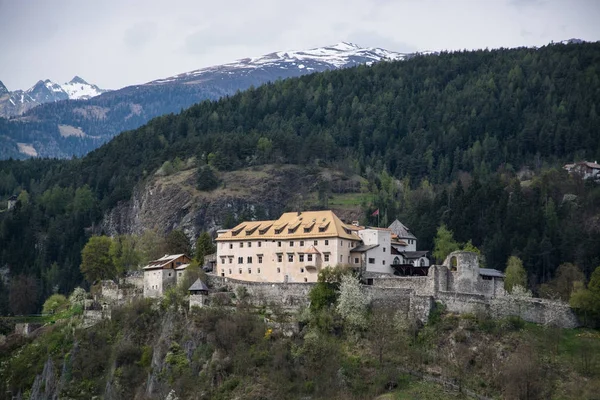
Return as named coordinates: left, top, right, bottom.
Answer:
left=143, top=254, right=191, bottom=298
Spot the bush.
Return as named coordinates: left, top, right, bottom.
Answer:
left=501, top=315, right=525, bottom=331
left=42, top=294, right=68, bottom=314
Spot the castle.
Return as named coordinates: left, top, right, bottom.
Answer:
left=137, top=210, right=578, bottom=328
left=213, top=210, right=430, bottom=283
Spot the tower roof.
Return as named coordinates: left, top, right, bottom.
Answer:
left=388, top=220, right=416, bottom=240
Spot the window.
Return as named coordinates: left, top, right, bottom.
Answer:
left=368, top=258, right=375, bottom=264
left=301, top=268, right=304, bottom=273
left=278, top=241, right=282, bottom=247
left=248, top=268, right=252, bottom=274
left=340, top=240, right=343, bottom=246
left=307, top=254, right=313, bottom=262
left=229, top=257, right=233, bottom=264
left=258, top=242, right=262, bottom=247
left=300, top=241, right=304, bottom=246
left=277, top=267, right=281, bottom=273
left=258, top=256, right=263, bottom=264
left=220, top=257, right=225, bottom=264
left=229, top=243, right=233, bottom=249
left=324, top=254, right=329, bottom=262
left=325, top=239, right=329, bottom=246
left=288, top=254, right=294, bottom=262
left=229, top=269, right=232, bottom=274
left=258, top=268, right=261, bottom=274
left=238, top=257, right=243, bottom=264
left=383, top=260, right=386, bottom=265
left=348, top=256, right=350, bottom=263
left=340, top=255, right=343, bottom=263
left=299, top=254, right=304, bottom=262
left=277, top=254, right=283, bottom=262
left=239, top=268, right=242, bottom=274
left=314, top=240, right=318, bottom=245
left=290, top=241, right=294, bottom=247
left=240, top=242, right=244, bottom=248
left=247, top=256, right=252, bottom=264
left=354, top=257, right=359, bottom=264
left=420, top=259, right=425, bottom=267
left=383, top=247, right=386, bottom=252
left=304, top=277, right=308, bottom=282
left=248, top=242, right=252, bottom=247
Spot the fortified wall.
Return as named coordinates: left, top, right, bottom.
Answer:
left=203, top=251, right=579, bottom=328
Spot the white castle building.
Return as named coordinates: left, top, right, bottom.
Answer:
left=214, top=210, right=430, bottom=283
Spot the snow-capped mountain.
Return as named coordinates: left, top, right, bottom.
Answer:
left=2, top=41, right=415, bottom=159
left=150, top=42, right=409, bottom=85
left=60, top=76, right=107, bottom=100
left=0, top=76, right=108, bottom=118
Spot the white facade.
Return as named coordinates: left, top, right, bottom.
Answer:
left=142, top=254, right=191, bottom=298
left=216, top=237, right=362, bottom=283
left=143, top=268, right=177, bottom=298
left=356, top=229, right=394, bottom=274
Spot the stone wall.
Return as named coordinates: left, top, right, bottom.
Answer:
left=14, top=323, right=43, bottom=336
left=122, top=271, right=144, bottom=289
left=489, top=296, right=579, bottom=329
left=100, top=280, right=143, bottom=305
left=368, top=275, right=429, bottom=294
left=207, top=275, right=315, bottom=310
left=196, top=249, right=579, bottom=329
left=82, top=309, right=111, bottom=328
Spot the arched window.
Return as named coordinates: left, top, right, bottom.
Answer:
left=420, top=258, right=425, bottom=267
left=450, top=256, right=458, bottom=272
left=393, top=256, right=400, bottom=265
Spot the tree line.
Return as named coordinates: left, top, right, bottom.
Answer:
left=1, top=42, right=600, bottom=313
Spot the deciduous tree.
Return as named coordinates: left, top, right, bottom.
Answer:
left=80, top=236, right=116, bottom=284
left=504, top=256, right=527, bottom=293
left=433, top=224, right=459, bottom=263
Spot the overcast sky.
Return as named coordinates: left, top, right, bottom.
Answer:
left=0, top=0, right=599, bottom=91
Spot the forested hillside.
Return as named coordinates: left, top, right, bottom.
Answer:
left=1, top=42, right=599, bottom=313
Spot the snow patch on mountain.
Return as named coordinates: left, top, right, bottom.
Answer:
left=150, top=41, right=410, bottom=84
left=61, top=76, right=108, bottom=100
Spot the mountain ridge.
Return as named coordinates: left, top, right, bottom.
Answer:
left=0, top=76, right=108, bottom=118
left=0, top=42, right=413, bottom=159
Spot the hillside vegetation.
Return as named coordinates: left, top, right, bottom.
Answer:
left=1, top=42, right=600, bottom=312
left=1, top=287, right=599, bottom=400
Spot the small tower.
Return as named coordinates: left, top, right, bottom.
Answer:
left=188, top=279, right=209, bottom=309
left=7, top=195, right=17, bottom=211
left=443, top=251, right=480, bottom=293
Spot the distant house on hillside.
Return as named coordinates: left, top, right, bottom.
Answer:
left=7, top=195, right=17, bottom=211
left=143, top=254, right=191, bottom=298
left=564, top=161, right=600, bottom=181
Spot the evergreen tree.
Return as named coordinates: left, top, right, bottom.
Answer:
left=194, top=232, right=215, bottom=265
left=197, top=165, right=219, bottom=191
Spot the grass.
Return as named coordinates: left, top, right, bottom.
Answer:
left=327, top=192, right=369, bottom=207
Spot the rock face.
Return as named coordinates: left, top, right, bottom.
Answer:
left=101, top=165, right=363, bottom=239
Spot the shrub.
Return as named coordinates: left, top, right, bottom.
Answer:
left=42, top=294, right=68, bottom=314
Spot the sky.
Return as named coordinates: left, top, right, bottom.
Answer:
left=0, top=0, right=599, bottom=91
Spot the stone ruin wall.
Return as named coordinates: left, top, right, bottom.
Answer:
left=207, top=275, right=315, bottom=310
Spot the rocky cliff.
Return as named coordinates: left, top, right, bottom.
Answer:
left=101, top=164, right=364, bottom=239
